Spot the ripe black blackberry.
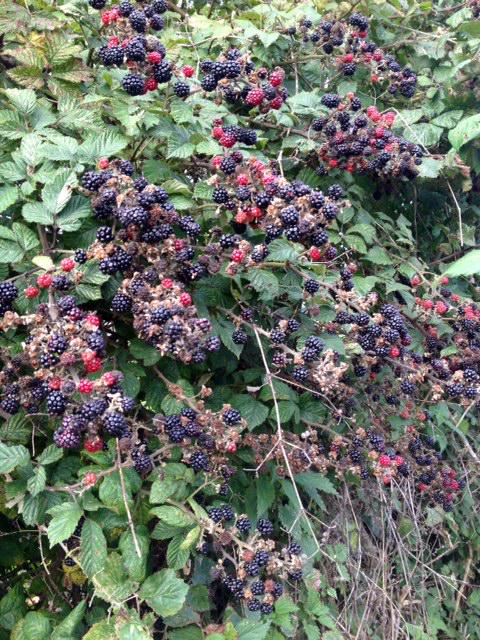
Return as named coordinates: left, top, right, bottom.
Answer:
left=174, top=81, right=190, bottom=98
left=201, top=75, right=217, bottom=91
left=255, top=550, right=269, bottom=566
left=236, top=516, right=251, bottom=534
left=129, top=9, right=147, bottom=32
left=245, top=562, right=260, bottom=576
left=304, top=279, right=320, bottom=294
left=232, top=329, right=248, bottom=345
left=96, top=226, right=113, bottom=243
left=190, top=450, right=210, bottom=471
left=122, top=74, right=145, bottom=96
left=270, top=329, right=286, bottom=344
left=48, top=335, right=68, bottom=354
left=222, top=408, right=241, bottom=425
left=168, top=425, right=185, bottom=443
left=247, top=599, right=261, bottom=612
left=150, top=14, right=164, bottom=30
left=288, top=569, right=303, bottom=581
left=98, top=46, right=125, bottom=67
left=342, top=62, right=357, bottom=76
left=257, top=518, right=274, bottom=537
left=327, top=184, right=344, bottom=200
left=0, top=395, right=20, bottom=414
left=321, top=93, right=341, bottom=108
left=0, top=282, right=18, bottom=303
left=206, top=335, right=221, bottom=351
left=221, top=505, right=235, bottom=521
left=349, top=12, right=369, bottom=30
left=74, top=249, right=87, bottom=264
left=220, top=157, right=236, bottom=175
left=213, top=188, right=229, bottom=205
left=46, top=391, right=66, bottom=415
left=119, top=0, right=133, bottom=15
left=292, top=366, right=309, bottom=382
left=280, top=206, right=299, bottom=227
left=81, top=171, right=106, bottom=191
left=111, top=292, right=133, bottom=313
left=251, top=581, right=265, bottom=596
left=104, top=412, right=128, bottom=436
left=208, top=507, right=223, bottom=523
left=88, top=0, right=106, bottom=8
left=152, top=0, right=168, bottom=11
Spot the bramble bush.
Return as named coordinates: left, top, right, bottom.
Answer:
left=0, top=0, right=479, bottom=638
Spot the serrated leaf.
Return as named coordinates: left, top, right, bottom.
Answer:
left=41, top=170, right=77, bottom=215
left=150, top=506, right=195, bottom=528
left=448, top=113, right=480, bottom=150
left=12, top=222, right=39, bottom=251
left=0, top=443, right=30, bottom=473
left=32, top=255, right=55, bottom=270
left=139, top=569, right=189, bottom=617
left=0, top=185, right=19, bottom=214
left=37, top=444, right=63, bottom=465
left=51, top=601, right=86, bottom=640
left=27, top=466, right=46, bottom=497
left=22, top=202, right=54, bottom=225
left=119, top=526, right=149, bottom=582
left=47, top=501, right=83, bottom=547
left=443, top=250, right=480, bottom=277
left=93, top=552, right=135, bottom=606
left=78, top=130, right=128, bottom=163
left=4, top=88, right=37, bottom=114
left=81, top=519, right=107, bottom=578
left=166, top=534, right=191, bottom=569
left=0, top=583, right=26, bottom=631
left=230, top=394, right=269, bottom=429
left=265, top=238, right=302, bottom=262
left=57, top=195, right=91, bottom=231
left=365, top=246, right=393, bottom=265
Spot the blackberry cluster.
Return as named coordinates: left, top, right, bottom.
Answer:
left=153, top=403, right=244, bottom=481
left=199, top=48, right=287, bottom=112
left=310, top=95, right=423, bottom=178
left=286, top=14, right=417, bottom=98
left=202, top=509, right=304, bottom=615
left=210, top=155, right=347, bottom=255
left=91, top=0, right=177, bottom=95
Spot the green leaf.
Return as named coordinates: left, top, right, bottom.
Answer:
left=42, top=170, right=77, bottom=215
left=265, top=238, right=302, bottom=262
left=0, top=583, right=26, bottom=631
left=0, top=185, right=19, bottom=214
left=22, top=202, right=54, bottom=225
left=27, top=466, right=46, bottom=497
left=448, top=113, right=480, bottom=150
left=4, top=88, right=37, bottom=114
left=57, top=195, right=91, bottom=231
left=81, top=519, right=108, bottom=578
left=237, top=620, right=271, bottom=640
left=12, top=223, right=39, bottom=252
left=78, top=130, right=129, bottom=164
left=365, top=246, right=393, bottom=265
left=150, top=506, right=195, bottom=528
left=93, top=553, right=136, bottom=605
left=248, top=270, right=279, bottom=300
left=51, top=601, right=86, bottom=640
left=119, top=526, right=149, bottom=582
left=166, top=534, right=191, bottom=569
left=443, top=250, right=480, bottom=277
left=47, top=501, right=83, bottom=547
left=130, top=339, right=161, bottom=366
left=82, top=620, right=116, bottom=640
left=230, top=394, right=269, bottom=430
left=139, top=569, right=189, bottom=617
left=150, top=476, right=178, bottom=504
left=0, top=443, right=30, bottom=473
left=37, top=444, right=63, bottom=466
left=405, top=123, right=443, bottom=147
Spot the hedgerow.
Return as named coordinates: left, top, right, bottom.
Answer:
left=0, top=0, right=479, bottom=638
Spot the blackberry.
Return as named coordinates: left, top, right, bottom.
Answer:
left=96, top=226, right=113, bottom=243
left=288, top=569, right=303, bottom=581
left=287, top=318, right=300, bottom=333
left=168, top=425, right=186, bottom=443
left=122, top=396, right=136, bottom=413
left=181, top=407, right=197, bottom=420
left=287, top=541, right=302, bottom=555
left=260, top=603, right=274, bottom=615
left=206, top=335, right=221, bottom=351
left=327, top=184, right=344, bottom=200
left=118, top=0, right=133, bottom=15
left=129, top=10, right=147, bottom=32
left=273, top=583, right=283, bottom=598
left=122, top=74, right=145, bottom=96
left=220, top=157, right=236, bottom=175
left=201, top=75, right=217, bottom=91
left=48, top=335, right=68, bottom=353
left=280, top=206, right=299, bottom=227
left=174, top=81, right=190, bottom=98
left=222, top=505, right=235, bottom=521
left=245, top=562, right=260, bottom=576
left=247, top=599, right=261, bottom=612
left=236, top=517, right=251, bottom=534
left=89, top=0, right=106, bottom=7
left=342, top=62, right=357, bottom=76
left=304, top=279, right=320, bottom=294
left=151, top=0, right=167, bottom=12
left=0, top=282, right=18, bottom=303
left=232, top=329, right=248, bottom=345
left=46, top=391, right=67, bottom=415
left=132, top=451, right=152, bottom=473
left=251, top=581, right=265, bottom=596
left=349, top=13, right=369, bottom=30
left=270, top=329, right=286, bottom=344
left=255, top=550, right=269, bottom=566
left=111, top=293, right=132, bottom=313
left=74, top=249, right=87, bottom=264
left=104, top=412, right=128, bottom=436
left=0, top=395, right=20, bottom=414
left=52, top=275, right=71, bottom=291
left=213, top=188, right=230, bottom=205
left=321, top=93, right=341, bottom=108
left=256, top=518, right=274, bottom=536
left=150, top=14, right=164, bottom=30
left=400, top=379, right=416, bottom=394
left=125, top=39, right=146, bottom=62
left=208, top=507, right=223, bottom=523
left=223, top=408, right=241, bottom=425
left=292, top=366, right=309, bottom=382
left=190, top=451, right=210, bottom=471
